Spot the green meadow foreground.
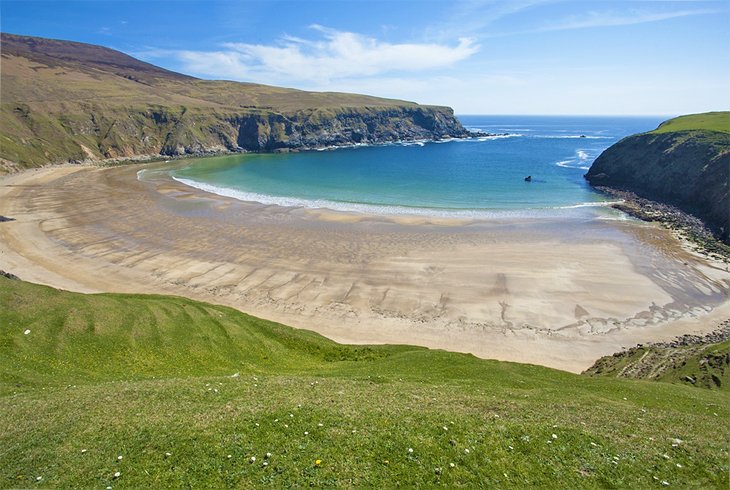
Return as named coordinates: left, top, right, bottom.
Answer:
left=1, top=276, right=728, bottom=488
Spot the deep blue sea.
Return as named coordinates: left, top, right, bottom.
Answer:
left=167, top=115, right=666, bottom=217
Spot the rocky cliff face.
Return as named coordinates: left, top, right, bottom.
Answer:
left=232, top=106, right=468, bottom=152
left=585, top=129, right=730, bottom=242
left=1, top=104, right=469, bottom=168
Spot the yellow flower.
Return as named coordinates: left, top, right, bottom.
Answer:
left=315, top=459, right=322, bottom=466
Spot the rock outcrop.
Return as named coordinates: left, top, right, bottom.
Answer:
left=585, top=114, right=730, bottom=242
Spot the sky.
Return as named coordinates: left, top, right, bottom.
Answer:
left=2, top=0, right=729, bottom=115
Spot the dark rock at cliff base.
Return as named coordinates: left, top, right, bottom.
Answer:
left=1, top=270, right=20, bottom=280
left=585, top=117, right=730, bottom=243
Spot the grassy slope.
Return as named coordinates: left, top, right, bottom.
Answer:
left=2, top=33, right=458, bottom=169
left=1, top=276, right=728, bottom=488
left=0, top=33, right=419, bottom=113
left=650, top=112, right=730, bottom=134
left=585, top=341, right=730, bottom=390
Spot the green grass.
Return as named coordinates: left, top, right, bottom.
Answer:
left=650, top=112, right=730, bottom=134
left=585, top=340, right=730, bottom=390
left=1, top=276, right=729, bottom=487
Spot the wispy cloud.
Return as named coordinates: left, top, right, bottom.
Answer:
left=428, top=0, right=556, bottom=39
left=539, top=7, right=724, bottom=32
left=139, top=26, right=479, bottom=85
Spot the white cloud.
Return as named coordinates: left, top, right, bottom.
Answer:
left=140, top=26, right=479, bottom=85
left=538, top=8, right=724, bottom=32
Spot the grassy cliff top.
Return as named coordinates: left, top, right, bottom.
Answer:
left=650, top=111, right=730, bottom=134
left=1, top=275, right=728, bottom=487
left=0, top=33, right=426, bottom=114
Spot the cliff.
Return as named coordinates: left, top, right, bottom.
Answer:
left=0, top=33, right=469, bottom=171
left=585, top=112, right=730, bottom=242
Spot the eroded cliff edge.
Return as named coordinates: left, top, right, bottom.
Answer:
left=585, top=112, right=730, bottom=243
left=0, top=33, right=469, bottom=171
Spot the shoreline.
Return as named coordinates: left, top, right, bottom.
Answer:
left=1, top=164, right=729, bottom=373
left=594, top=186, right=730, bottom=261
left=0, top=131, right=488, bottom=176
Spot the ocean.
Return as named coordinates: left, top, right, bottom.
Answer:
left=163, top=115, right=666, bottom=218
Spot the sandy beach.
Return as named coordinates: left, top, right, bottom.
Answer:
left=1, top=163, right=728, bottom=372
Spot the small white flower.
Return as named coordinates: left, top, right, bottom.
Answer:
left=304, top=431, right=309, bottom=435
left=590, top=442, right=598, bottom=447
left=676, top=463, right=683, bottom=468
left=662, top=454, right=670, bottom=460
left=113, top=471, right=121, bottom=478
left=249, top=456, right=256, bottom=464
left=351, top=429, right=356, bottom=433
left=274, top=419, right=279, bottom=422
left=551, top=434, right=557, bottom=440
left=81, top=449, right=87, bottom=453
left=265, top=452, right=272, bottom=459
left=443, top=426, right=449, bottom=431
left=262, top=462, right=269, bottom=467
left=407, top=448, right=414, bottom=453
left=289, top=414, right=294, bottom=418
left=508, top=445, right=513, bottom=450
left=255, top=423, right=260, bottom=427
left=36, top=476, right=42, bottom=481
left=318, top=423, right=323, bottom=427
left=464, top=448, right=470, bottom=454
left=449, top=463, right=455, bottom=468
left=661, top=481, right=670, bottom=487
left=24, top=329, right=31, bottom=335
left=165, top=452, right=171, bottom=457
left=284, top=424, right=289, bottom=428
left=117, top=455, right=123, bottom=461
left=227, top=454, right=232, bottom=459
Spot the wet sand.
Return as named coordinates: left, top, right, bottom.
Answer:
left=1, top=164, right=728, bottom=372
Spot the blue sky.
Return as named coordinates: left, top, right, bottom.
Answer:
left=2, top=0, right=729, bottom=115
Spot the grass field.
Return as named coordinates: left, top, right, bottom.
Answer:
left=1, top=276, right=728, bottom=488
left=651, top=112, right=730, bottom=134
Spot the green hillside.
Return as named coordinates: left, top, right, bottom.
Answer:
left=1, top=275, right=728, bottom=488
left=586, top=111, right=730, bottom=243
left=0, top=33, right=467, bottom=170
left=586, top=339, right=730, bottom=390
left=651, top=112, right=730, bottom=134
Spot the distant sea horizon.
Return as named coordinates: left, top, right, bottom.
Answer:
left=155, top=115, right=666, bottom=218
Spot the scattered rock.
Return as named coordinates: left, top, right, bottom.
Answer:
left=1, top=270, right=20, bottom=280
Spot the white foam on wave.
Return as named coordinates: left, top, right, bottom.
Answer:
left=533, top=135, right=612, bottom=139
left=576, top=150, right=590, bottom=161
left=558, top=201, right=622, bottom=209
left=555, top=159, right=590, bottom=170
left=172, top=176, right=611, bottom=220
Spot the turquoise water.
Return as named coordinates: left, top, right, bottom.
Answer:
left=167, top=115, right=665, bottom=216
